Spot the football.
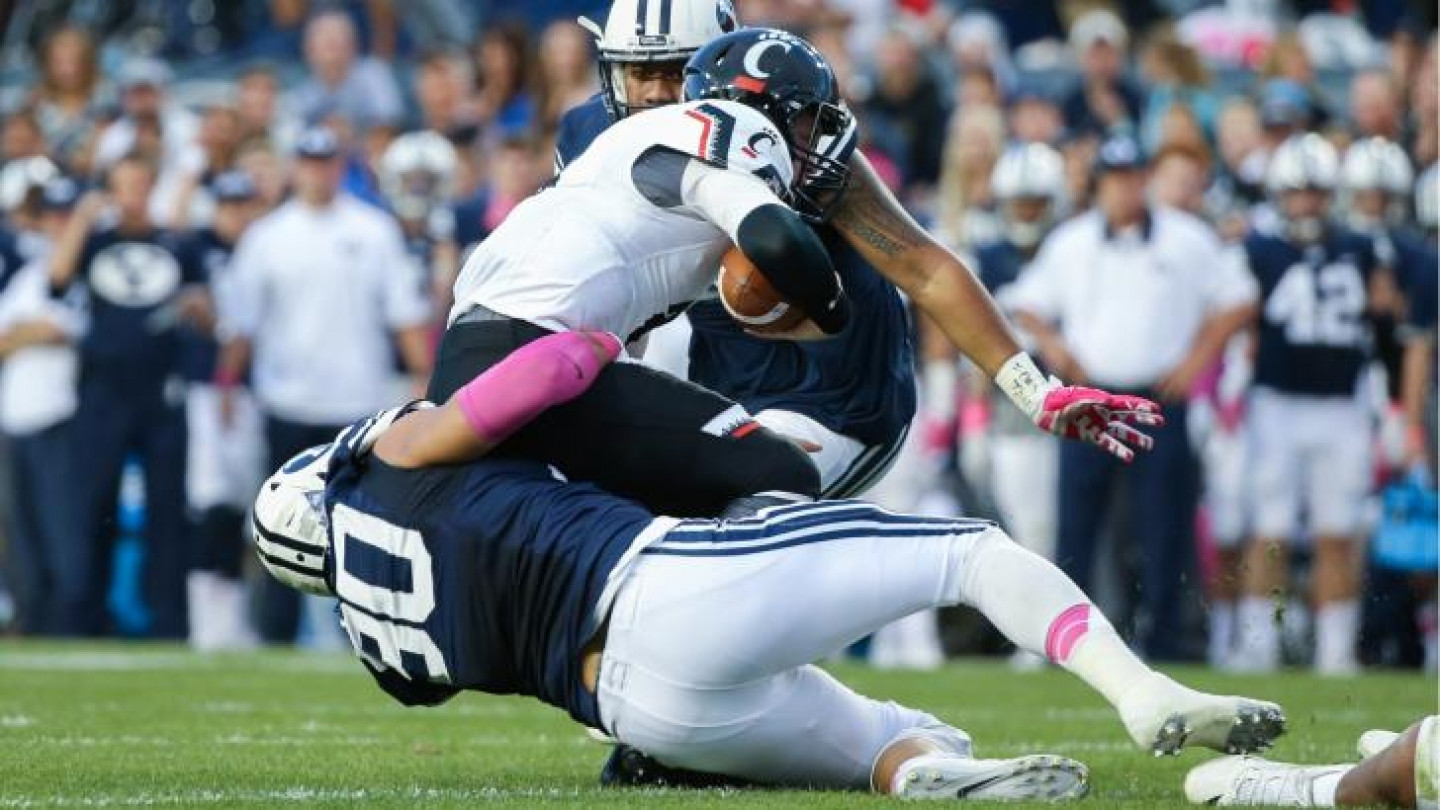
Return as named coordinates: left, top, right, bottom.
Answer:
left=717, top=246, right=807, bottom=334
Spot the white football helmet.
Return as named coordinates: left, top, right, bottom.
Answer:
left=1339, top=136, right=1413, bottom=230
left=0, top=156, right=59, bottom=212
left=1418, top=163, right=1437, bottom=234
left=252, top=405, right=424, bottom=596
left=379, top=131, right=458, bottom=223
left=1267, top=134, right=1339, bottom=242
left=991, top=143, right=1066, bottom=249
left=1266, top=133, right=1340, bottom=194
left=252, top=443, right=335, bottom=596
left=579, top=0, right=739, bottom=119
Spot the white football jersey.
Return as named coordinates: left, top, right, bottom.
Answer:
left=449, top=99, right=793, bottom=340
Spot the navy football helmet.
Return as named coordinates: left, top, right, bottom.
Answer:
left=683, top=28, right=858, bottom=223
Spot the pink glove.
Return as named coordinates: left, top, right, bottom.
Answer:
left=1035, top=385, right=1164, bottom=463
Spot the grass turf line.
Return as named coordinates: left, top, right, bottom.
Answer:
left=0, top=641, right=1431, bottom=808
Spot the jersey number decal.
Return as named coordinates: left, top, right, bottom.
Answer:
left=684, top=103, right=737, bottom=165
left=1264, top=262, right=1367, bottom=348
left=331, top=503, right=452, bottom=682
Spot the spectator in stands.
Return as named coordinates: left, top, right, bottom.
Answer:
left=473, top=21, right=538, bottom=137
left=453, top=137, right=543, bottom=253
left=0, top=177, right=85, bottom=636
left=92, top=57, right=200, bottom=179
left=1061, top=9, right=1141, bottom=138
left=537, top=21, right=597, bottom=133
left=1139, top=32, right=1217, bottom=154
left=48, top=155, right=204, bottom=639
left=234, top=139, right=287, bottom=212
left=934, top=106, right=1005, bottom=251
left=161, top=102, right=244, bottom=229
left=291, top=10, right=405, bottom=133
left=413, top=49, right=479, bottom=143
left=1212, top=98, right=1268, bottom=214
left=1350, top=68, right=1404, bottom=141
left=25, top=26, right=104, bottom=175
left=1407, top=38, right=1437, bottom=166
left=1008, top=83, right=1065, bottom=147
left=1155, top=104, right=1211, bottom=157
left=1150, top=143, right=1213, bottom=217
left=2, top=114, right=48, bottom=166
left=179, top=171, right=264, bottom=651
left=946, top=12, right=1014, bottom=103
left=864, top=26, right=949, bottom=190
left=236, top=63, right=298, bottom=154
left=216, top=127, right=432, bottom=644
left=1006, top=135, right=1259, bottom=660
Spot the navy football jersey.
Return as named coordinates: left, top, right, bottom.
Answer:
left=554, top=97, right=916, bottom=447
left=70, top=226, right=200, bottom=386
left=1245, top=229, right=1379, bottom=396
left=175, top=228, right=236, bottom=384
left=324, top=425, right=658, bottom=728
left=973, top=239, right=1030, bottom=296
left=0, top=226, right=25, bottom=293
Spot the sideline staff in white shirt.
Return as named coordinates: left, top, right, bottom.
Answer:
left=217, top=126, right=432, bottom=643
left=1004, top=134, right=1258, bottom=660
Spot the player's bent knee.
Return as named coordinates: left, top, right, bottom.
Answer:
left=728, top=429, right=821, bottom=498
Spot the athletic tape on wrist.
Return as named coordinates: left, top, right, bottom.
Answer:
left=994, top=352, right=1054, bottom=422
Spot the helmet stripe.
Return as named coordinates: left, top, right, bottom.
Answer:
left=659, top=0, right=672, bottom=35
left=635, top=0, right=648, bottom=34
left=252, top=514, right=324, bottom=556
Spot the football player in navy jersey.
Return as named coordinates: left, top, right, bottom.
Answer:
left=48, top=153, right=206, bottom=637
left=1338, top=138, right=1437, bottom=400
left=378, top=131, right=460, bottom=312
left=1232, top=134, right=1392, bottom=675
left=175, top=170, right=265, bottom=649
left=251, top=330, right=1285, bottom=800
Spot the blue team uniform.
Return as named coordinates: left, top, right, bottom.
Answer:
left=67, top=226, right=200, bottom=637
left=324, top=424, right=655, bottom=727
left=175, top=228, right=235, bottom=385
left=554, top=95, right=916, bottom=477
left=1244, top=229, right=1380, bottom=396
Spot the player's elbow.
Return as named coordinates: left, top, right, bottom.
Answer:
left=736, top=204, right=849, bottom=333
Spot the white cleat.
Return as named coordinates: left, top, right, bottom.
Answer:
left=1184, top=755, right=1350, bottom=806
left=1121, top=676, right=1287, bottom=756
left=1357, top=729, right=1400, bottom=760
left=894, top=754, right=1090, bottom=801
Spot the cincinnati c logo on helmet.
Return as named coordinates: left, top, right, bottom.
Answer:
left=736, top=36, right=792, bottom=92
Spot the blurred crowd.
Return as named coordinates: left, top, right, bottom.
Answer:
left=0, top=0, right=1434, bottom=675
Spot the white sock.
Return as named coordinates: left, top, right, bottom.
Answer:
left=1310, top=768, right=1347, bottom=807
left=1314, top=600, right=1359, bottom=673
left=1235, top=597, right=1281, bottom=670
left=1208, top=601, right=1236, bottom=666
left=958, top=530, right=1156, bottom=711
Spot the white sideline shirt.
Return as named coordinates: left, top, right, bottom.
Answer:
left=1002, top=206, right=1258, bottom=389
left=222, top=195, right=430, bottom=425
left=0, top=261, right=84, bottom=435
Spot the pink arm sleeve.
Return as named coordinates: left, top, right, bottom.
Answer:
left=454, top=331, right=623, bottom=446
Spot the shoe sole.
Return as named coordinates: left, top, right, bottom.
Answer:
left=1150, top=702, right=1287, bottom=757
left=899, top=755, right=1090, bottom=801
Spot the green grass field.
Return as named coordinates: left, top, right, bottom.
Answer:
left=0, top=642, right=1433, bottom=808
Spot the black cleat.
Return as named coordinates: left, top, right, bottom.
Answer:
left=599, top=744, right=753, bottom=790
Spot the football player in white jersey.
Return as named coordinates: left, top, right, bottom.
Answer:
left=432, top=29, right=854, bottom=518
left=434, top=27, right=1165, bottom=523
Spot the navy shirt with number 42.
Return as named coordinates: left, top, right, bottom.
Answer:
left=1245, top=228, right=1379, bottom=397
left=71, top=226, right=202, bottom=386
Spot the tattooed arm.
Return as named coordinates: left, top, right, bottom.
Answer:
left=831, top=152, right=1022, bottom=377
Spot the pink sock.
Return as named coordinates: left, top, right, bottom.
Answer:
left=455, top=331, right=622, bottom=444
left=1045, top=604, right=1092, bottom=664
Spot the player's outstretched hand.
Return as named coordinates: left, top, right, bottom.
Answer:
left=1035, top=385, right=1164, bottom=463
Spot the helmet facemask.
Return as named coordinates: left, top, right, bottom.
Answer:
left=784, top=100, right=857, bottom=224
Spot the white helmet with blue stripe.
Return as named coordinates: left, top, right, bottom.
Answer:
left=579, top=0, right=739, bottom=119
left=251, top=405, right=424, bottom=596
left=1339, top=136, right=1413, bottom=231
left=1266, top=133, right=1340, bottom=195
left=991, top=142, right=1066, bottom=249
